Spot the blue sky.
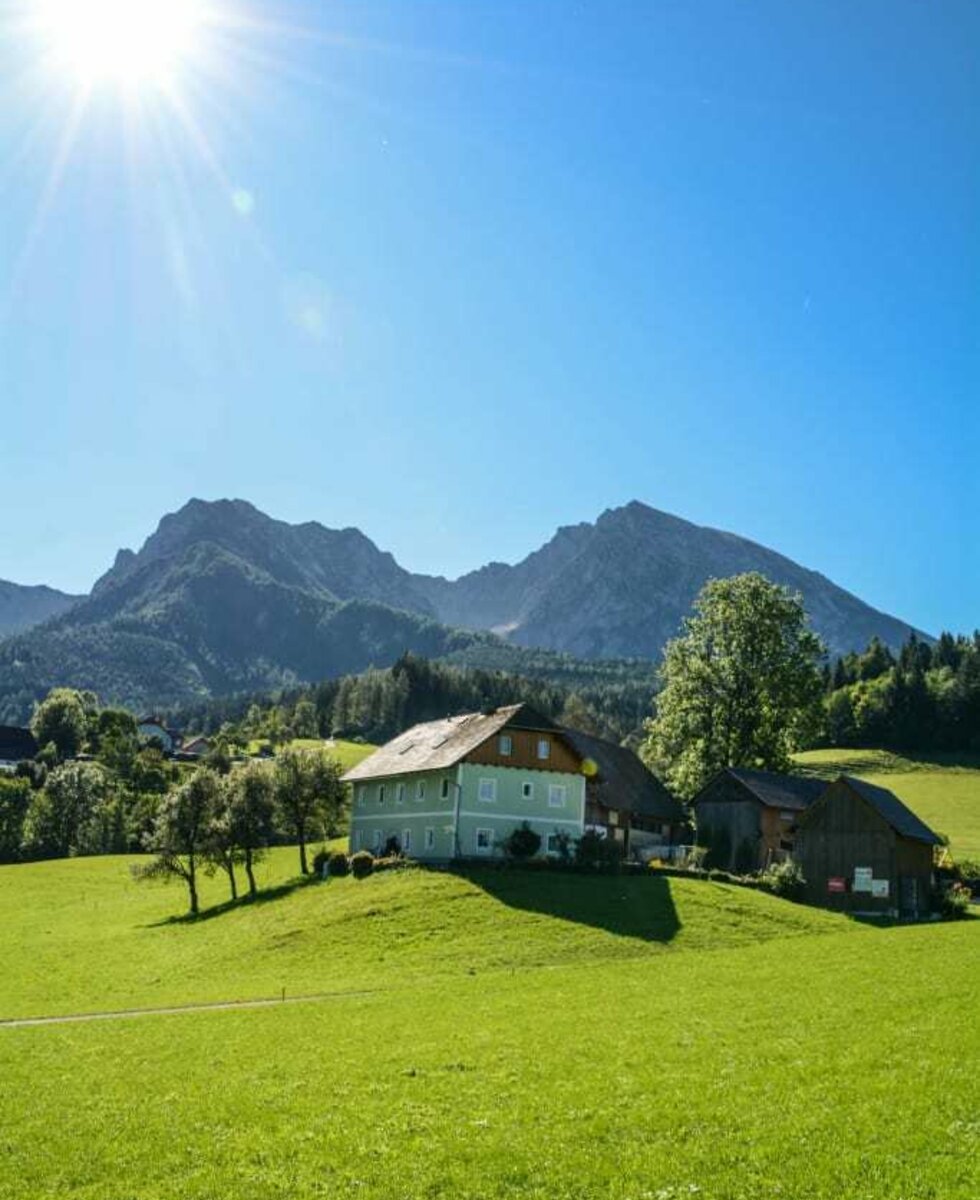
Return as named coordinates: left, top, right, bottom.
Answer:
left=1, top=0, right=976, bottom=635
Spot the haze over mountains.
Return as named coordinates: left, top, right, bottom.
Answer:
left=0, top=498, right=923, bottom=720
left=0, top=580, right=81, bottom=638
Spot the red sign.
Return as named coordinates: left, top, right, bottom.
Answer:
left=827, top=877, right=847, bottom=893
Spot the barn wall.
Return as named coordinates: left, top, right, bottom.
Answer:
left=693, top=776, right=762, bottom=870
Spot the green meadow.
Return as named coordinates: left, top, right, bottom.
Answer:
left=795, top=747, right=980, bottom=859
left=1, top=852, right=978, bottom=1199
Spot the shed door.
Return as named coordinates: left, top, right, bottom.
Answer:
left=899, top=876, right=918, bottom=916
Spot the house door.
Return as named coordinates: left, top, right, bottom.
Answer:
left=898, top=876, right=918, bottom=916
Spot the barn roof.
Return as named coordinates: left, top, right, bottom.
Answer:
left=697, top=767, right=826, bottom=812
left=839, top=776, right=943, bottom=846
left=561, top=729, right=684, bottom=821
left=342, top=704, right=568, bottom=782
left=0, top=726, right=37, bottom=761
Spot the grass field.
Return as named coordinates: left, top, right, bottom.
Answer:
left=1, top=854, right=977, bottom=1199
left=242, top=738, right=376, bottom=772
left=795, top=747, right=980, bottom=859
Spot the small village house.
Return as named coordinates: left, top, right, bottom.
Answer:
left=343, top=703, right=680, bottom=862
left=178, top=736, right=211, bottom=760
left=691, top=768, right=827, bottom=872
left=795, top=776, right=941, bottom=918
left=0, top=726, right=37, bottom=772
left=136, top=716, right=180, bottom=755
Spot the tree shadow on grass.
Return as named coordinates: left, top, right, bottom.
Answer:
left=145, top=874, right=318, bottom=927
left=457, top=867, right=682, bottom=944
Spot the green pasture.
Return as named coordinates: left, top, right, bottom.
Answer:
left=795, top=747, right=980, bottom=859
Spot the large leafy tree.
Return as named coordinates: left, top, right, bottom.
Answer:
left=642, top=573, right=825, bottom=799
left=30, top=688, right=89, bottom=761
left=228, top=762, right=276, bottom=898
left=273, top=748, right=345, bottom=875
left=136, top=768, right=220, bottom=916
left=22, top=761, right=110, bottom=858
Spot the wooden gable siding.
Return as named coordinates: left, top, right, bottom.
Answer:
left=464, top=726, right=582, bottom=775
left=692, top=774, right=763, bottom=870
left=795, top=779, right=933, bottom=916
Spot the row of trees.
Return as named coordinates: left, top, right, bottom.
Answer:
left=821, top=632, right=980, bottom=752
left=136, top=750, right=345, bottom=915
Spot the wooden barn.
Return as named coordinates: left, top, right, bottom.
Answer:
left=795, top=775, right=941, bottom=918
left=691, top=767, right=826, bottom=872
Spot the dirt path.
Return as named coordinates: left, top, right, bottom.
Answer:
left=0, top=988, right=379, bottom=1029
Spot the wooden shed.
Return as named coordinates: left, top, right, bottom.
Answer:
left=691, top=768, right=826, bottom=872
left=795, top=775, right=941, bottom=918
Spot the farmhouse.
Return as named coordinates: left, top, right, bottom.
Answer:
left=691, top=768, right=826, bottom=872
left=343, top=703, right=679, bottom=861
left=795, top=775, right=941, bottom=918
left=178, top=736, right=211, bottom=759
left=0, top=725, right=37, bottom=772
left=136, top=716, right=180, bottom=755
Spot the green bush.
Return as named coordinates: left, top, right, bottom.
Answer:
left=501, top=822, right=540, bottom=861
left=937, top=881, right=972, bottom=920
left=760, top=859, right=806, bottom=902
left=350, top=850, right=374, bottom=879
left=574, top=829, right=623, bottom=874
left=326, top=851, right=350, bottom=877
left=954, top=858, right=980, bottom=897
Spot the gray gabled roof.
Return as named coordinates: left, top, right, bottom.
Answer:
left=837, top=775, right=943, bottom=845
left=562, top=729, right=684, bottom=822
left=695, top=767, right=826, bottom=812
left=342, top=704, right=565, bottom=783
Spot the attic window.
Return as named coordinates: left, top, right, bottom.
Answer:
left=537, top=738, right=551, bottom=761
left=499, top=734, right=513, bottom=756
left=431, top=736, right=448, bottom=748
left=398, top=741, right=416, bottom=755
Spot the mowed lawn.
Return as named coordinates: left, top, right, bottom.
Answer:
left=795, top=748, right=980, bottom=859
left=1, top=919, right=976, bottom=1200
left=0, top=850, right=846, bottom=1019
left=242, top=738, right=376, bottom=772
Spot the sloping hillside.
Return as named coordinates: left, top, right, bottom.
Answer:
left=0, top=580, right=79, bottom=638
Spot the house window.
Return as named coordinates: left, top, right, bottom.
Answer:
left=372, top=829, right=383, bottom=851
left=499, top=734, right=513, bottom=756
left=546, top=833, right=563, bottom=854
left=522, top=781, right=534, bottom=800
left=475, top=828, right=493, bottom=854
left=441, top=778, right=450, bottom=799
left=355, top=786, right=365, bottom=807
left=354, top=830, right=362, bottom=850
left=424, top=827, right=435, bottom=851
left=395, top=782, right=406, bottom=805
left=779, top=810, right=795, bottom=822
left=478, top=778, right=497, bottom=803
left=537, top=738, right=550, bottom=760
left=416, top=780, right=426, bottom=802
left=378, top=784, right=386, bottom=806
left=548, top=785, right=566, bottom=808
left=403, top=829, right=412, bottom=853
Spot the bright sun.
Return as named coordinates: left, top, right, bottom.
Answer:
left=37, top=0, right=202, bottom=88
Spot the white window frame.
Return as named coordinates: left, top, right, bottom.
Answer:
left=475, top=828, right=493, bottom=854
left=478, top=777, right=497, bottom=803
left=537, top=738, right=551, bottom=761
left=395, top=782, right=406, bottom=805
left=403, top=828, right=412, bottom=853
left=548, top=784, right=567, bottom=808
left=424, top=826, right=435, bottom=851
left=499, top=734, right=513, bottom=756
left=355, top=786, right=365, bottom=807
left=416, top=780, right=426, bottom=802
left=441, top=778, right=450, bottom=799
left=546, top=832, right=562, bottom=855
left=354, top=830, right=362, bottom=850
left=522, top=781, right=534, bottom=800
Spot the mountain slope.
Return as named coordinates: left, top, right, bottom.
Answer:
left=0, top=580, right=80, bottom=638
left=419, top=502, right=921, bottom=659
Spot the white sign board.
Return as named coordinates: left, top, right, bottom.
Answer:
left=871, top=878, right=890, bottom=899
left=853, top=867, right=873, bottom=893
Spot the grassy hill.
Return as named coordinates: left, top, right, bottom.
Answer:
left=242, top=737, right=376, bottom=772
left=795, top=748, right=980, bottom=859
left=0, top=852, right=976, bottom=1199
left=0, top=849, right=845, bottom=1020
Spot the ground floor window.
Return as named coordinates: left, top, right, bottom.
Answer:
left=546, top=832, right=562, bottom=854
left=424, top=826, right=435, bottom=850
left=403, top=828, right=412, bottom=852
left=475, top=828, right=493, bottom=853
left=373, top=829, right=383, bottom=851
left=353, top=829, right=362, bottom=850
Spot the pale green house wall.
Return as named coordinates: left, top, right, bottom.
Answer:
left=347, top=762, right=586, bottom=861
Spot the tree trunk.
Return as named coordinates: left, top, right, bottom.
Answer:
left=225, top=860, right=238, bottom=901
left=298, top=822, right=309, bottom=875
left=245, top=847, right=257, bottom=898
left=187, top=854, right=199, bottom=916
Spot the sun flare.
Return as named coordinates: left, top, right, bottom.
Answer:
left=36, top=0, right=203, bottom=88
